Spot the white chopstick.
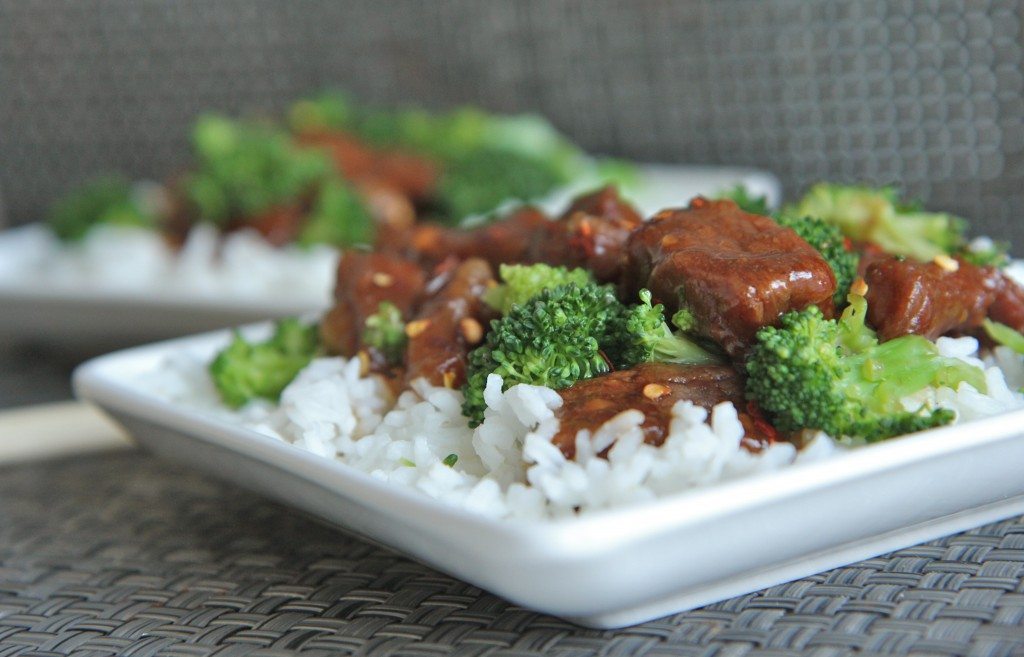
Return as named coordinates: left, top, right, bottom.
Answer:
left=0, top=401, right=131, bottom=463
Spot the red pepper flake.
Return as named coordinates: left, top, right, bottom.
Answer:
left=745, top=400, right=779, bottom=444
left=431, top=256, right=460, bottom=278
left=567, top=216, right=597, bottom=259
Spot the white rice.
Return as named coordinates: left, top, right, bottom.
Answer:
left=141, top=334, right=1024, bottom=521
left=0, top=222, right=338, bottom=307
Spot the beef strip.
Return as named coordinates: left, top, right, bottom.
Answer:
left=296, top=130, right=439, bottom=201
left=162, top=173, right=313, bottom=248
left=623, top=198, right=837, bottom=358
left=240, top=203, right=308, bottom=246
left=320, top=250, right=427, bottom=357
left=854, top=242, right=890, bottom=278
left=864, top=255, right=1024, bottom=341
left=988, top=274, right=1024, bottom=333
left=551, top=363, right=747, bottom=459
left=357, top=180, right=416, bottom=250
left=532, top=185, right=644, bottom=282
left=405, top=258, right=497, bottom=388
left=560, top=184, right=644, bottom=226
left=401, top=186, right=643, bottom=281
left=405, top=206, right=553, bottom=268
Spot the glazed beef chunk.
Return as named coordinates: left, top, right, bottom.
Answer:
left=865, top=255, right=1024, bottom=341
left=533, top=185, right=644, bottom=282
left=990, top=274, right=1024, bottom=331
left=552, top=363, right=746, bottom=459
left=405, top=258, right=497, bottom=388
left=406, top=206, right=553, bottom=269
left=623, top=198, right=837, bottom=358
left=296, top=130, right=439, bottom=201
left=402, top=186, right=643, bottom=281
left=320, top=250, right=426, bottom=357
left=241, top=203, right=309, bottom=246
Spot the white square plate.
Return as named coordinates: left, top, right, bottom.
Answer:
left=73, top=326, right=1024, bottom=628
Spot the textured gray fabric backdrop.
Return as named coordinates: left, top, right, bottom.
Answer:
left=1, top=0, right=1022, bottom=242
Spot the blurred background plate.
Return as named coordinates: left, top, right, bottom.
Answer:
left=0, top=164, right=779, bottom=351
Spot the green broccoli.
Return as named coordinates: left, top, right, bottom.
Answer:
left=605, top=290, right=721, bottom=368
left=48, top=176, right=156, bottom=241
left=959, top=240, right=1010, bottom=268
left=363, top=301, right=408, bottom=366
left=746, top=291, right=987, bottom=442
left=787, top=183, right=966, bottom=262
left=593, top=158, right=641, bottom=191
left=287, top=91, right=355, bottom=134
left=462, top=283, right=620, bottom=425
left=209, top=318, right=320, bottom=408
left=296, top=178, right=375, bottom=247
left=775, top=214, right=860, bottom=305
left=375, top=106, right=582, bottom=169
left=182, top=114, right=332, bottom=225
left=670, top=306, right=698, bottom=333
left=437, top=147, right=572, bottom=221
left=462, top=283, right=718, bottom=426
left=483, top=263, right=595, bottom=315
left=717, top=185, right=771, bottom=215
left=286, top=96, right=600, bottom=223
left=983, top=319, right=1024, bottom=355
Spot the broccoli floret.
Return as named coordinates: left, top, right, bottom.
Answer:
left=606, top=290, right=721, bottom=368
left=296, top=178, right=375, bottom=247
left=983, top=319, right=1024, bottom=355
left=462, top=283, right=623, bottom=426
left=397, top=107, right=583, bottom=172
left=209, top=318, right=320, bottom=408
left=717, top=185, right=771, bottom=215
left=462, top=284, right=719, bottom=426
left=363, top=301, right=407, bottom=366
left=288, top=94, right=618, bottom=222
left=593, top=158, right=641, bottom=190
left=787, top=183, right=966, bottom=262
left=670, top=306, right=698, bottom=333
left=289, top=96, right=591, bottom=222
left=483, top=263, right=595, bottom=315
left=183, top=114, right=332, bottom=225
left=745, top=291, right=987, bottom=442
left=775, top=214, right=860, bottom=305
left=287, top=91, right=355, bottom=133
left=959, top=238, right=1010, bottom=268
left=48, top=177, right=156, bottom=241
left=438, top=148, right=571, bottom=222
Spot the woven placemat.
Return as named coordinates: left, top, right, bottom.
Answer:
left=0, top=451, right=1022, bottom=657
left=3, top=0, right=1024, bottom=243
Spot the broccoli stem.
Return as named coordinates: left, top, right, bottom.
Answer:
left=983, top=319, right=1024, bottom=355
left=649, top=323, right=721, bottom=365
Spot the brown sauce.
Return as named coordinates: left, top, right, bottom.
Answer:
left=552, top=363, right=747, bottom=459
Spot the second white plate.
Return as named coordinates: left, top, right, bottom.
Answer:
left=0, top=165, right=778, bottom=350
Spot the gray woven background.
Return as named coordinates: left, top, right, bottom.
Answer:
left=1, top=450, right=1023, bottom=656
left=1, top=0, right=1023, bottom=242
